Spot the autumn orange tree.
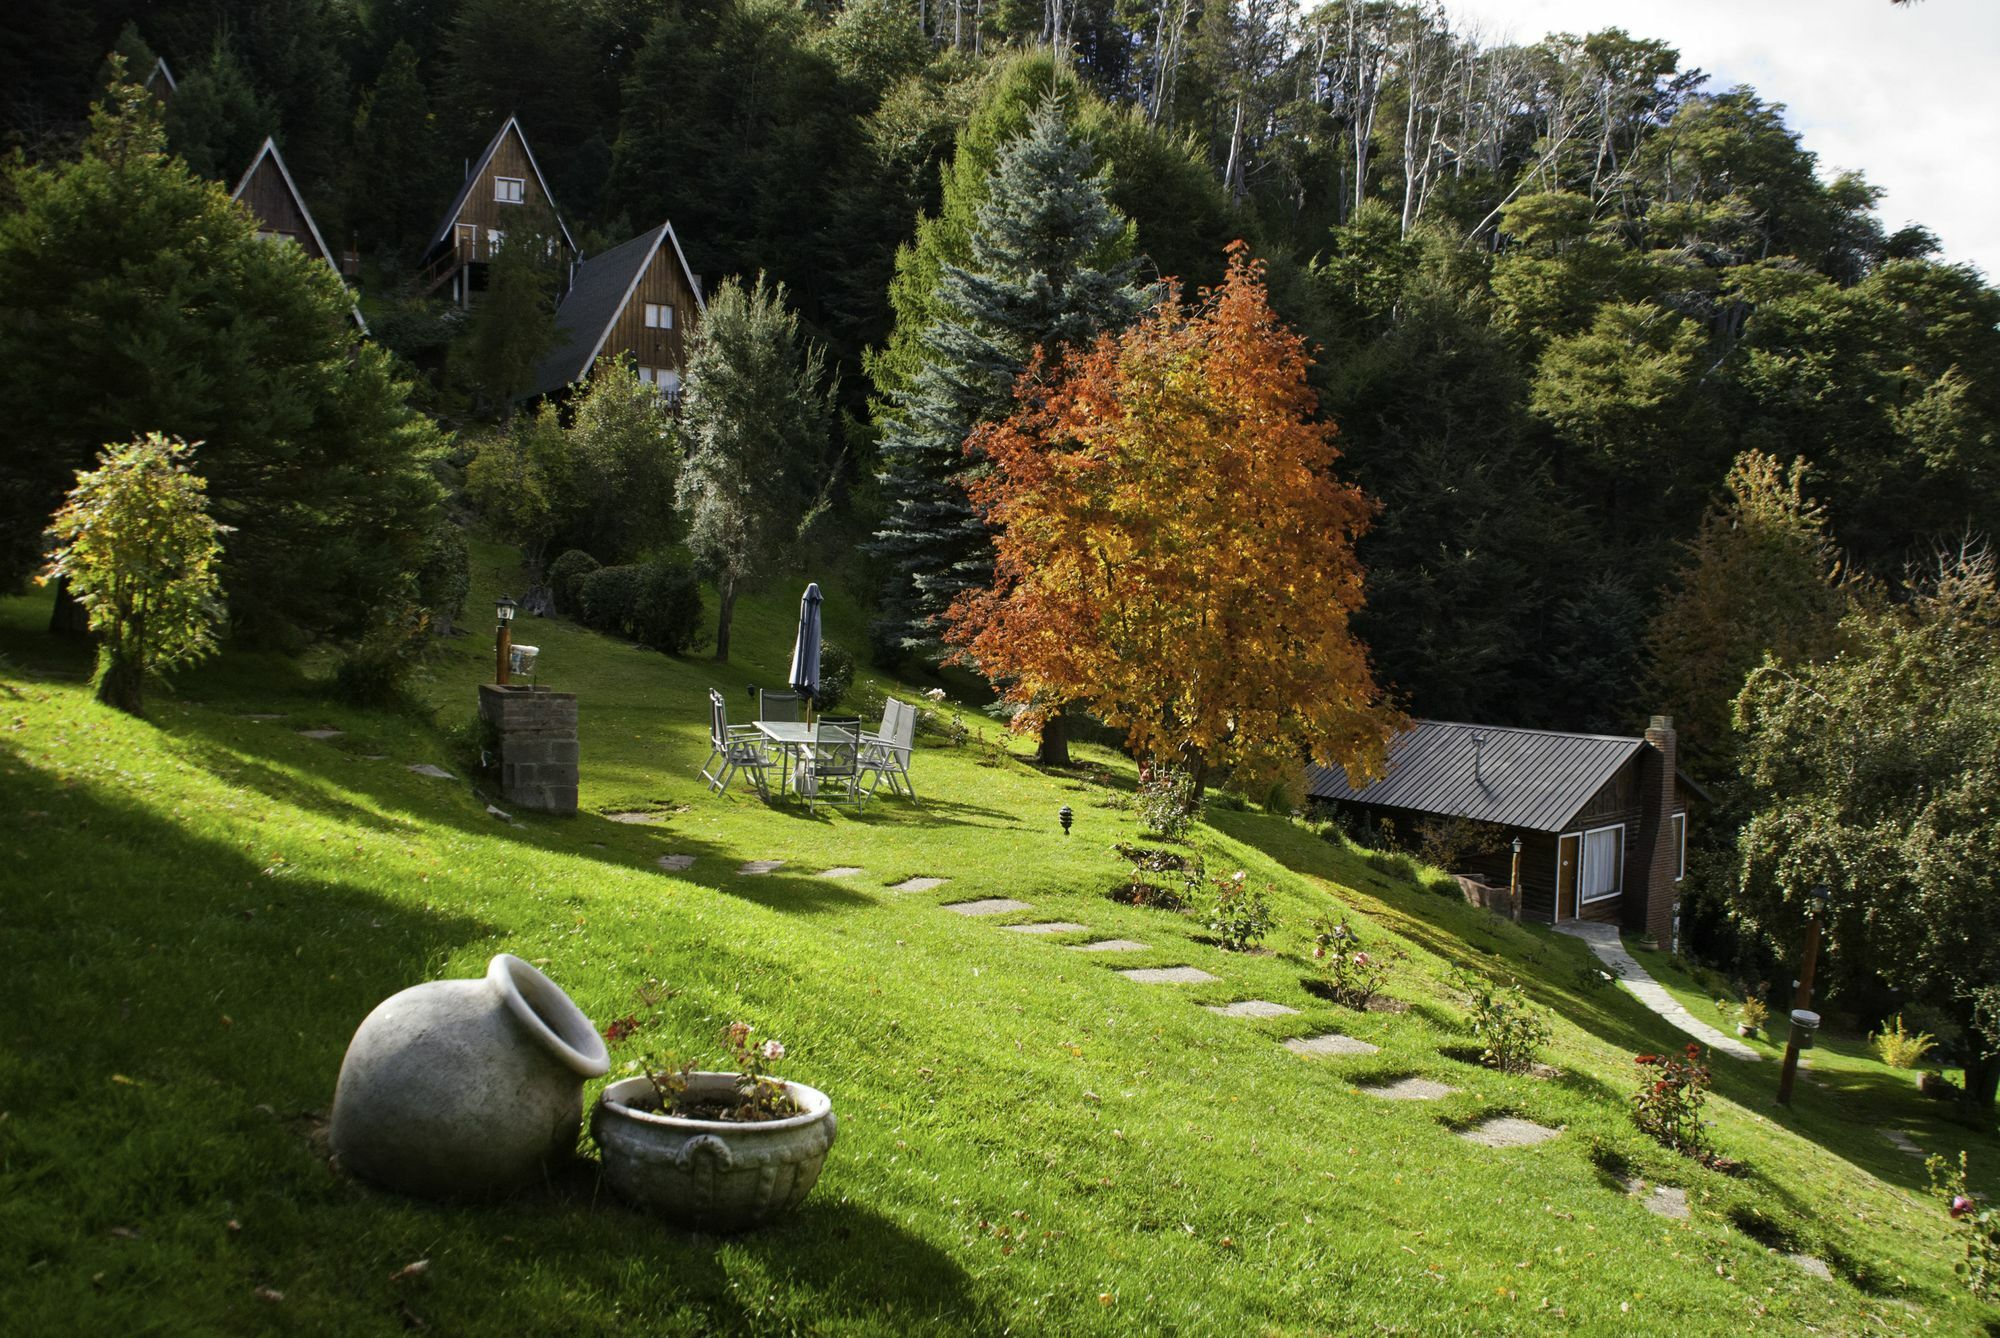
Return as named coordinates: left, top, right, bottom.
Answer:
left=946, top=243, right=1401, bottom=796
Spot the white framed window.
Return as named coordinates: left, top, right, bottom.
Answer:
left=485, top=227, right=505, bottom=253
left=644, top=302, right=674, bottom=330
left=494, top=176, right=525, bottom=204
left=1670, top=811, right=1687, bottom=881
left=637, top=366, right=682, bottom=401
left=1580, top=824, right=1624, bottom=903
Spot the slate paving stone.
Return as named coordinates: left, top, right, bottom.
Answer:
left=656, top=854, right=695, bottom=872
left=1206, top=1000, right=1300, bottom=1018
left=737, top=860, right=785, bottom=875
left=1457, top=1116, right=1560, bottom=1148
left=605, top=811, right=665, bottom=825
left=238, top=713, right=287, bottom=721
left=1356, top=1077, right=1457, bottom=1101
left=944, top=898, right=1031, bottom=916
left=820, top=866, right=864, bottom=878
left=1883, top=1128, right=1924, bottom=1157
left=889, top=876, right=949, bottom=893
left=1624, top=1179, right=1689, bottom=1220
left=298, top=729, right=344, bottom=740
left=1119, top=966, right=1220, bottom=985
left=1787, top=1254, right=1832, bottom=1280
left=1284, top=1033, right=1379, bottom=1057
left=1006, top=922, right=1089, bottom=934
left=1071, top=939, right=1148, bottom=953
left=408, top=764, right=454, bottom=780
left=485, top=804, right=512, bottom=822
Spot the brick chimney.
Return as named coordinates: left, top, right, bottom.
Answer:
left=1635, top=714, right=1679, bottom=946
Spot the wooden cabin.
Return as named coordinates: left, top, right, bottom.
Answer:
left=230, top=137, right=366, bottom=331
left=142, top=57, right=176, bottom=105
left=528, top=222, right=705, bottom=401
left=1307, top=716, right=1704, bottom=944
left=418, top=116, right=576, bottom=305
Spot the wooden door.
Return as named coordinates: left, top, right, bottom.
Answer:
left=1557, top=833, right=1580, bottom=921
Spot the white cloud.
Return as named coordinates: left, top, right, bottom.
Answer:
left=1441, top=0, right=2000, bottom=277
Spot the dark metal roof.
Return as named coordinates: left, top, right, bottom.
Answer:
left=1305, top=719, right=1645, bottom=834
left=528, top=225, right=666, bottom=397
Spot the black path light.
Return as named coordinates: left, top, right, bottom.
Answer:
left=494, top=596, right=518, bottom=686
left=1058, top=805, right=1074, bottom=837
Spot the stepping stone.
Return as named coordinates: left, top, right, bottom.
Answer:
left=362, top=754, right=387, bottom=761
left=238, top=713, right=287, bottom=722
left=945, top=898, right=1031, bottom=916
left=605, top=811, right=665, bottom=825
left=485, top=804, right=512, bottom=822
left=1456, top=1116, right=1560, bottom=1148
left=1624, top=1179, right=1689, bottom=1220
left=656, top=854, right=695, bottom=872
left=1356, top=1076, right=1457, bottom=1101
left=1284, top=1033, right=1379, bottom=1057
left=1206, top=1000, right=1300, bottom=1019
left=1883, top=1129, right=1924, bottom=1157
left=1120, top=966, right=1220, bottom=985
left=1071, top=939, right=1148, bottom=953
left=820, top=866, right=864, bottom=879
left=889, top=876, right=949, bottom=893
left=1006, top=921, right=1088, bottom=935
left=298, top=729, right=344, bottom=740
left=407, top=764, right=454, bottom=780
left=1786, top=1253, right=1832, bottom=1280
left=737, top=860, right=784, bottom=875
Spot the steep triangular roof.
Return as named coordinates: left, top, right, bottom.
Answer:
left=143, top=57, right=176, bottom=98
left=527, top=221, right=706, bottom=398
left=423, top=115, right=577, bottom=259
left=231, top=137, right=367, bottom=333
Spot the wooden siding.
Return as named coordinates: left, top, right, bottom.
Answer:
left=452, top=128, right=569, bottom=261
left=598, top=244, right=702, bottom=375
left=238, top=156, right=326, bottom=262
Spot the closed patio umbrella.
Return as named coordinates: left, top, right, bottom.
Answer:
left=788, top=582, right=823, bottom=710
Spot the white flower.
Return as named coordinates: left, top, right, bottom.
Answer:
left=761, top=1039, right=786, bottom=1061
left=1231, top=870, right=1246, bottom=883
left=923, top=687, right=947, bottom=701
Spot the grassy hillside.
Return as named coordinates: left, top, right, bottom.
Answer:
left=1, top=554, right=1993, bottom=1335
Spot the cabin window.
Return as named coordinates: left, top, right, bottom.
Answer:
left=1580, top=824, right=1624, bottom=903
left=645, top=303, right=674, bottom=330
left=638, top=366, right=682, bottom=402
left=486, top=227, right=504, bottom=254
left=494, top=176, right=525, bottom=204
left=1670, top=811, right=1686, bottom=881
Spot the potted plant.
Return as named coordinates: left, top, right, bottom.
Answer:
left=1737, top=994, right=1770, bottom=1039
left=593, top=1022, right=836, bottom=1232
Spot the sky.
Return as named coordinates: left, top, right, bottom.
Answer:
left=1441, top=0, right=2000, bottom=278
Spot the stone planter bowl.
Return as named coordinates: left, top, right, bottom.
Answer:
left=592, top=1074, right=837, bottom=1232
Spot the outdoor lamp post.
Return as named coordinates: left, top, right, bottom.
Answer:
left=1058, top=805, right=1074, bottom=837
left=495, top=596, right=518, bottom=686
left=1776, top=883, right=1832, bottom=1107
left=1510, top=837, right=1523, bottom=924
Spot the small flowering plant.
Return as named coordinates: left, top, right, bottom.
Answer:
left=1632, top=1043, right=1713, bottom=1159
left=1308, top=916, right=1392, bottom=1008
left=1927, top=1150, right=1999, bottom=1299
left=636, top=1021, right=802, bottom=1123
left=1202, top=870, right=1275, bottom=951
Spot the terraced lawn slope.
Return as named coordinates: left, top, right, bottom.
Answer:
left=1, top=561, right=1993, bottom=1334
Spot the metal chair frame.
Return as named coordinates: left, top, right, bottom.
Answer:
left=702, top=689, right=771, bottom=800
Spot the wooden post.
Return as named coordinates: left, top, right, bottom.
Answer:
left=496, top=620, right=512, bottom=687
left=1509, top=838, right=1523, bottom=924
left=1776, top=910, right=1825, bottom=1106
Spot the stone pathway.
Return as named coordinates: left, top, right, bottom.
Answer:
left=945, top=898, right=1031, bottom=916
left=1006, top=921, right=1088, bottom=935
left=820, top=866, right=864, bottom=879
left=1624, top=1178, right=1689, bottom=1220
left=737, top=860, right=784, bottom=875
left=1456, top=1116, right=1560, bottom=1148
left=1206, top=1000, right=1299, bottom=1018
left=656, top=854, right=695, bottom=872
left=1356, top=1076, right=1456, bottom=1101
left=1071, top=939, right=1148, bottom=953
left=1284, top=1033, right=1379, bottom=1057
left=889, top=876, right=949, bottom=893
left=298, top=728, right=344, bottom=741
left=1119, top=965, right=1219, bottom=985
left=1555, top=921, right=1759, bottom=1061
left=407, top=763, right=454, bottom=780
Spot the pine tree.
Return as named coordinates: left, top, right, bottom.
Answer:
left=349, top=41, right=447, bottom=261
left=870, top=93, right=1146, bottom=661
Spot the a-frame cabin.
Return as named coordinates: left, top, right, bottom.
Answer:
left=418, top=116, right=577, bottom=305
left=142, top=57, right=176, bottom=105
left=231, top=137, right=366, bottom=331
left=527, top=222, right=705, bottom=402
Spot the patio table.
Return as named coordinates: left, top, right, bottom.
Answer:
left=754, top=720, right=816, bottom=796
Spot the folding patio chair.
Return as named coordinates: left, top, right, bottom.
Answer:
left=797, top=717, right=865, bottom=814
left=860, top=698, right=917, bottom=800
left=701, top=689, right=771, bottom=799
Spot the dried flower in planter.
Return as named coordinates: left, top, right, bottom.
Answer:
left=639, top=1021, right=802, bottom=1123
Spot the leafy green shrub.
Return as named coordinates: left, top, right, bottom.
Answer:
left=1873, top=1014, right=1937, bottom=1069
left=1136, top=767, right=1197, bottom=838
left=1456, top=973, right=1553, bottom=1074
left=1202, top=872, right=1274, bottom=951
left=816, top=639, right=855, bottom=711
left=331, top=611, right=430, bottom=706
left=1737, top=995, right=1769, bottom=1034
left=547, top=549, right=600, bottom=616
left=1309, top=917, right=1394, bottom=1007
left=631, top=560, right=705, bottom=655
left=578, top=564, right=644, bottom=635
left=1632, top=1044, right=1713, bottom=1159
left=1928, top=1150, right=1999, bottom=1299
left=414, top=518, right=470, bottom=633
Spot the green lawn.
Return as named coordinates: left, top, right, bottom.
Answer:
left=2, top=552, right=1994, bottom=1334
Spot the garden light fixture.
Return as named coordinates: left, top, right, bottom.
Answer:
left=1058, top=805, right=1073, bottom=837
left=495, top=596, right=518, bottom=686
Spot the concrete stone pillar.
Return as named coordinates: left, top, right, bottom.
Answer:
left=478, top=684, right=578, bottom=815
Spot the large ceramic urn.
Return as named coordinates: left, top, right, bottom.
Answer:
left=330, top=954, right=609, bottom=1200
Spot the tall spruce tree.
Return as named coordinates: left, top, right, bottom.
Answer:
left=870, top=93, right=1146, bottom=663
